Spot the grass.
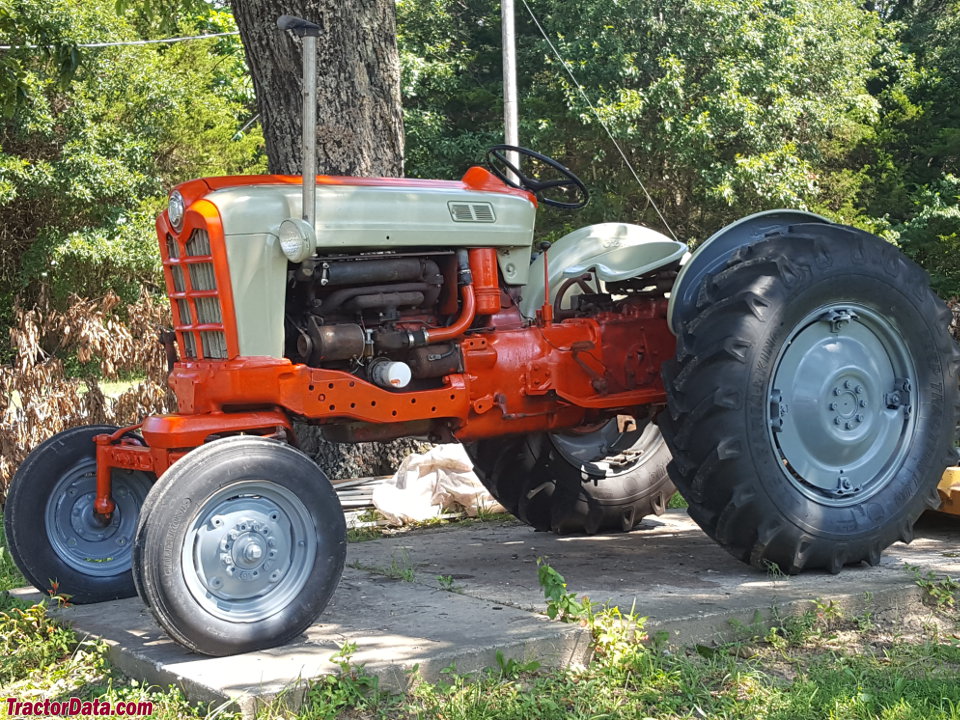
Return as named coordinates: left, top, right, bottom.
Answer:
left=272, top=563, right=960, bottom=720
left=0, top=522, right=27, bottom=603
left=348, top=549, right=417, bottom=582
left=2, top=515, right=960, bottom=720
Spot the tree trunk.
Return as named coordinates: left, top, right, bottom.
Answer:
left=230, top=0, right=404, bottom=177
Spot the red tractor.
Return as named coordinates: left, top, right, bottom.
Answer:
left=5, top=16, right=958, bottom=656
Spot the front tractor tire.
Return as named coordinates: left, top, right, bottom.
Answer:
left=660, top=224, right=959, bottom=573
left=133, top=436, right=346, bottom=656
left=468, top=420, right=675, bottom=534
left=3, top=425, right=152, bottom=604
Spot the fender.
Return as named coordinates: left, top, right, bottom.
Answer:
left=519, top=222, right=687, bottom=318
left=666, top=209, right=831, bottom=334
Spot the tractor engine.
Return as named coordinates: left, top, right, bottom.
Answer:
left=283, top=249, right=461, bottom=388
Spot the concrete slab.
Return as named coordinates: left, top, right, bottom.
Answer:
left=14, top=510, right=959, bottom=716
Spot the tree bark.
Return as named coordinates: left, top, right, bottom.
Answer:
left=230, top=0, right=404, bottom=177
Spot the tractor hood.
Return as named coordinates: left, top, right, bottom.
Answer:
left=174, top=167, right=537, bottom=254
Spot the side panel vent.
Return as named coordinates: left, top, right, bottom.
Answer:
left=448, top=201, right=496, bottom=223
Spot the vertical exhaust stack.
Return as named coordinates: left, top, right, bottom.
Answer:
left=276, top=15, right=323, bottom=263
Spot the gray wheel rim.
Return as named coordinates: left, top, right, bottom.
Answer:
left=44, top=462, right=150, bottom=577
left=550, top=418, right=663, bottom=477
left=182, top=481, right=317, bottom=623
left=767, top=303, right=917, bottom=506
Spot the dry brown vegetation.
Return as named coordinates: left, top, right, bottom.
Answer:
left=0, top=292, right=174, bottom=502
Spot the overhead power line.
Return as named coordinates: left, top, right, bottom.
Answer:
left=0, top=31, right=239, bottom=51
left=519, top=0, right=678, bottom=242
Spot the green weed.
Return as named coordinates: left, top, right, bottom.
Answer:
left=299, top=642, right=396, bottom=718
left=494, top=650, right=540, bottom=679
left=436, top=574, right=463, bottom=593
left=907, top=564, right=960, bottom=610
left=349, top=549, right=416, bottom=582
left=0, top=520, right=27, bottom=596
left=536, top=558, right=593, bottom=622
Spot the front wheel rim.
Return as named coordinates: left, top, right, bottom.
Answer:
left=44, top=463, right=150, bottom=577
left=767, top=303, right=918, bottom=507
left=183, top=481, right=317, bottom=623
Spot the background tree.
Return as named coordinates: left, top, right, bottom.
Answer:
left=231, top=0, right=404, bottom=176
left=399, top=0, right=885, bottom=241
left=4, top=0, right=960, bottom=492
left=0, top=0, right=263, bottom=328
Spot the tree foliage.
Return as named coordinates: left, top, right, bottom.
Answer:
left=399, top=0, right=885, bottom=239
left=0, top=0, right=264, bottom=324
left=397, top=0, right=960, bottom=292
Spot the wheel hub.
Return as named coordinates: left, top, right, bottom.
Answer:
left=828, top=378, right=866, bottom=429
left=185, top=482, right=316, bottom=623
left=768, top=304, right=916, bottom=505
left=69, top=492, right=122, bottom=542
left=196, top=503, right=290, bottom=600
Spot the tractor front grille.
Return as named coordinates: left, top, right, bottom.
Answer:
left=163, top=228, right=229, bottom=360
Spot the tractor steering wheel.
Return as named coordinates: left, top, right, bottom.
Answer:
left=485, top=145, right=589, bottom=210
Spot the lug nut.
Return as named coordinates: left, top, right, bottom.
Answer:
left=834, top=417, right=842, bottom=425
left=855, top=414, right=864, bottom=422
left=829, top=402, right=837, bottom=411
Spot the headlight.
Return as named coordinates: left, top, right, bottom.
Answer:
left=278, top=218, right=316, bottom=263
left=168, top=191, right=185, bottom=232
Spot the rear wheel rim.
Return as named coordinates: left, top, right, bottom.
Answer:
left=767, top=303, right=917, bottom=507
left=550, top=418, right=661, bottom=478
left=183, top=480, right=317, bottom=623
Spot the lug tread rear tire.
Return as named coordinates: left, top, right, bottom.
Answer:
left=660, top=224, right=960, bottom=573
left=468, top=430, right=674, bottom=535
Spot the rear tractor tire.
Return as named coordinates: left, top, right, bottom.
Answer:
left=660, top=224, right=959, bottom=573
left=133, top=436, right=346, bottom=656
left=467, top=419, right=675, bottom=534
left=3, top=425, right=152, bottom=604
